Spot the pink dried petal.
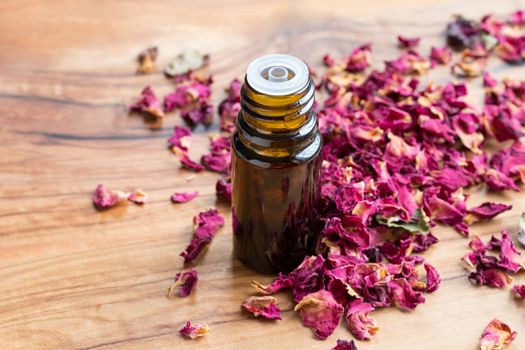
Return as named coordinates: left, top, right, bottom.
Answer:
left=215, top=177, right=232, bottom=201
left=127, top=189, right=147, bottom=205
left=429, top=46, right=452, bottom=65
left=465, top=202, right=512, bottom=224
left=241, top=296, right=282, bottom=320
left=511, top=10, right=525, bottom=25
left=180, top=208, right=225, bottom=262
left=346, top=44, right=372, bottom=73
left=330, top=339, right=358, bottom=350
left=171, top=191, right=199, bottom=203
left=201, top=135, right=231, bottom=173
left=181, top=101, right=214, bottom=126
left=167, top=126, right=192, bottom=153
left=179, top=154, right=205, bottom=172
left=469, top=268, right=513, bottom=288
left=498, top=230, right=525, bottom=273
left=512, top=284, right=525, bottom=299
left=446, top=15, right=478, bottom=50
left=397, top=36, right=420, bottom=48
left=167, top=268, right=198, bottom=298
left=483, top=72, right=498, bottom=88
left=251, top=273, right=295, bottom=295
left=385, top=50, right=430, bottom=75
left=92, top=184, right=127, bottom=210
left=423, top=262, right=440, bottom=293
left=387, top=278, right=425, bottom=310
left=485, top=169, right=520, bottom=192
left=164, top=83, right=211, bottom=112
left=345, top=299, right=379, bottom=340
left=323, top=54, right=336, bottom=67
left=294, top=289, right=344, bottom=340
left=179, top=321, right=210, bottom=339
left=129, top=86, right=164, bottom=118
left=218, top=79, right=241, bottom=133
left=480, top=319, right=517, bottom=350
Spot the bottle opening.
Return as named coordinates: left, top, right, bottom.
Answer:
left=267, top=66, right=289, bottom=82
left=246, top=54, right=309, bottom=96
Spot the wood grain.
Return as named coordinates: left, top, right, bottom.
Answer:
left=1, top=0, right=525, bottom=349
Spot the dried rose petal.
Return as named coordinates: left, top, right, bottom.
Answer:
left=385, top=50, right=431, bottom=75
left=397, top=36, right=420, bottom=48
left=136, top=46, right=158, bottom=74
left=480, top=319, right=517, bottom=350
left=388, top=278, right=425, bottom=310
left=179, top=321, right=210, bottom=339
left=164, top=82, right=211, bottom=113
left=465, top=202, right=512, bottom=224
left=128, top=189, right=147, bottom=205
left=346, top=44, right=372, bottom=73
left=92, top=184, right=127, bottom=210
left=294, top=289, right=344, bottom=340
left=512, top=284, right=525, bottom=299
left=167, top=268, right=198, bottom=298
left=171, top=191, right=199, bottom=203
left=165, top=50, right=209, bottom=77
left=330, top=339, right=358, bottom=350
left=180, top=154, right=205, bottom=172
left=218, top=79, right=241, bottom=133
left=483, top=72, right=498, bottom=88
left=424, top=262, right=441, bottom=293
left=446, top=15, right=479, bottom=50
left=241, top=296, right=282, bottom=320
left=168, top=126, right=192, bottom=153
left=345, top=299, right=379, bottom=340
left=469, top=268, right=513, bottom=288
left=430, top=46, right=452, bottom=65
left=251, top=273, right=295, bottom=295
left=129, top=86, right=164, bottom=118
left=323, top=54, right=336, bottom=67
left=498, top=230, right=525, bottom=273
left=201, top=135, right=231, bottom=173
left=216, top=177, right=232, bottom=201
left=180, top=208, right=225, bottom=262
left=181, top=101, right=214, bottom=126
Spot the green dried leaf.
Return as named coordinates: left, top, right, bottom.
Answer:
left=376, top=209, right=430, bottom=234
left=164, top=50, right=208, bottom=77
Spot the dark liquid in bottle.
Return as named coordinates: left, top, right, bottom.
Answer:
left=231, top=54, right=322, bottom=274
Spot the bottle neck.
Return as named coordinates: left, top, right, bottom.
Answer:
left=236, top=77, right=318, bottom=158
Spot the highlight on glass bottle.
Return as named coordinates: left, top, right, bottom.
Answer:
left=231, top=54, right=322, bottom=274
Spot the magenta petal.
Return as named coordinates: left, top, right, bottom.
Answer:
left=171, top=191, right=199, bottom=203
left=294, top=289, right=344, bottom=340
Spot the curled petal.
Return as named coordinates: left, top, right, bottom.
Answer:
left=345, top=299, right=379, bottom=340
left=167, top=269, right=198, bottom=298
left=179, top=321, right=210, bottom=339
left=294, top=290, right=344, bottom=340
left=480, top=319, right=517, bottom=350
left=241, top=296, right=282, bottom=320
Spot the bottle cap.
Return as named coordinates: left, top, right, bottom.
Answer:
left=246, top=54, right=310, bottom=96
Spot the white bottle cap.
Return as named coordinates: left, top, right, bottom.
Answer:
left=246, top=54, right=310, bottom=96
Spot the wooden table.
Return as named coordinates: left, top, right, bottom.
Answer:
left=1, top=1, right=524, bottom=349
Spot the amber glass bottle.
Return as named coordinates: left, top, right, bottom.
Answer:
left=231, top=54, right=322, bottom=274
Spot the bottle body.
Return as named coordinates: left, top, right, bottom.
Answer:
left=231, top=54, right=322, bottom=274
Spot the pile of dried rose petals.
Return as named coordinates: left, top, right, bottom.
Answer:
left=446, top=11, right=525, bottom=77
left=243, top=10, right=524, bottom=342
left=110, top=10, right=525, bottom=345
left=463, top=230, right=525, bottom=288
